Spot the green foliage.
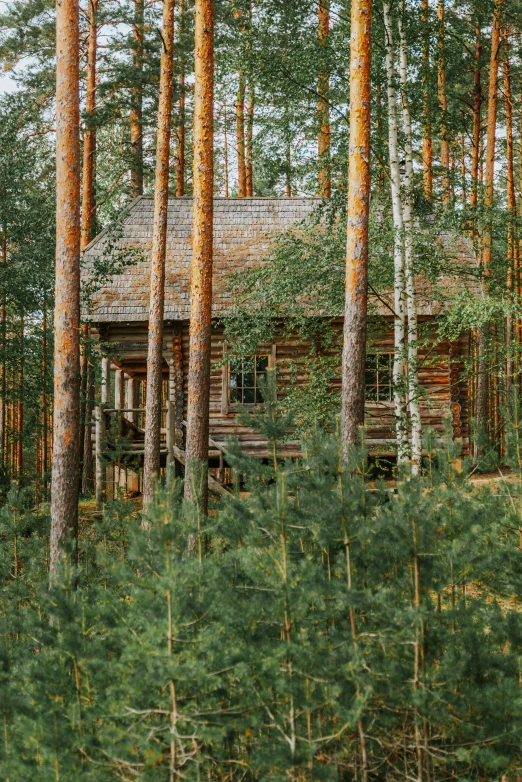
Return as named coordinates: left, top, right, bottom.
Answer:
left=2, top=404, right=522, bottom=779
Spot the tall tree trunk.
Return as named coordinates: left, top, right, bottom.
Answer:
left=437, top=0, right=450, bottom=201
left=224, top=105, right=229, bottom=197
left=176, top=0, right=185, bottom=196
left=50, top=0, right=81, bottom=575
left=420, top=0, right=432, bottom=201
left=42, top=302, right=48, bottom=488
left=16, top=316, right=23, bottom=479
left=142, top=0, right=176, bottom=504
left=236, top=72, right=246, bottom=197
left=184, top=0, right=214, bottom=511
left=80, top=0, right=97, bottom=489
left=317, top=0, right=331, bottom=198
left=399, top=5, right=422, bottom=475
left=245, top=82, right=254, bottom=196
left=504, top=47, right=516, bottom=401
left=0, top=230, right=5, bottom=475
left=476, top=0, right=501, bottom=442
left=130, top=0, right=144, bottom=197
left=383, top=0, right=408, bottom=464
left=470, top=26, right=482, bottom=219
left=340, top=0, right=371, bottom=450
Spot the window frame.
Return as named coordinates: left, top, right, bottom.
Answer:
left=365, top=351, right=394, bottom=404
left=221, top=345, right=276, bottom=414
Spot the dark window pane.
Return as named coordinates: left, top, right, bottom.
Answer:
left=230, top=388, right=238, bottom=403
left=230, top=375, right=237, bottom=389
left=243, top=372, right=255, bottom=388
left=257, top=356, right=269, bottom=372
left=243, top=387, right=255, bottom=404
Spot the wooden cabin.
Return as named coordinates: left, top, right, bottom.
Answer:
left=82, top=196, right=474, bottom=496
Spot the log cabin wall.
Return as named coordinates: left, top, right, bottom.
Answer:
left=99, top=316, right=471, bottom=459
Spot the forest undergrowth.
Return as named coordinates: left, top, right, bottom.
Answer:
left=2, top=400, right=522, bottom=781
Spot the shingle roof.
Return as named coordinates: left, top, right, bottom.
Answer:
left=81, top=196, right=478, bottom=323
left=82, top=196, right=319, bottom=323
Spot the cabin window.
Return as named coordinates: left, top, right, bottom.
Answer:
left=365, top=353, right=393, bottom=402
left=229, top=355, right=270, bottom=406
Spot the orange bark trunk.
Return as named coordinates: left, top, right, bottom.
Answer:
left=50, top=0, right=81, bottom=574
left=130, top=0, right=144, bottom=197
left=16, top=316, right=23, bottom=478
left=184, top=0, right=214, bottom=511
left=341, top=0, right=372, bottom=448
left=42, top=302, right=48, bottom=487
left=421, top=0, right=432, bottom=200
left=142, top=0, right=176, bottom=504
left=482, top=2, right=501, bottom=269
left=0, top=230, right=5, bottom=472
left=470, top=26, right=482, bottom=221
left=236, top=72, right=246, bottom=197
left=437, top=0, right=450, bottom=200
left=176, top=0, right=185, bottom=196
left=245, top=82, right=254, bottom=196
left=317, top=0, right=331, bottom=197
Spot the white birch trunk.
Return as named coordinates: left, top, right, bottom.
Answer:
left=383, top=0, right=408, bottom=463
left=399, top=6, right=422, bottom=474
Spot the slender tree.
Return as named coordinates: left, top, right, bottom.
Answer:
left=80, top=0, right=98, bottom=492
left=184, top=0, right=214, bottom=510
left=340, top=0, right=371, bottom=449
left=470, top=24, right=481, bottom=232
left=476, top=0, right=501, bottom=440
left=504, top=47, right=516, bottom=396
left=130, top=0, right=144, bottom=198
left=142, top=0, right=176, bottom=504
left=437, top=0, right=450, bottom=201
left=236, top=72, right=246, bottom=197
left=176, top=0, right=185, bottom=197
left=317, top=0, right=331, bottom=198
left=420, top=0, right=432, bottom=200
left=50, top=0, right=81, bottom=574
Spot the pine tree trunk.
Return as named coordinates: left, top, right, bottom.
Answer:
left=224, top=105, right=229, bottom=197
left=420, top=0, right=432, bottom=201
left=504, top=48, right=516, bottom=401
left=50, top=0, right=81, bottom=575
left=16, top=316, right=23, bottom=479
left=383, top=0, right=408, bottom=463
left=399, top=6, right=422, bottom=474
left=0, top=230, right=6, bottom=475
left=476, top=0, right=501, bottom=442
left=42, top=301, right=48, bottom=487
left=236, top=72, right=246, bottom=197
left=340, top=0, right=371, bottom=450
left=437, top=0, right=450, bottom=201
left=130, top=0, right=144, bottom=198
left=142, top=0, right=176, bottom=505
left=176, top=0, right=185, bottom=197
left=184, top=0, right=214, bottom=511
left=470, top=25, right=482, bottom=227
left=245, top=82, right=254, bottom=196
left=317, top=0, right=331, bottom=198
left=80, top=0, right=97, bottom=489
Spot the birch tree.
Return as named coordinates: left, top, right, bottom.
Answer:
left=50, top=0, right=81, bottom=573
left=383, top=0, right=408, bottom=463
left=142, top=0, right=175, bottom=504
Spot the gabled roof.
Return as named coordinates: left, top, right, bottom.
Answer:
left=82, top=196, right=319, bottom=323
left=81, top=195, right=478, bottom=323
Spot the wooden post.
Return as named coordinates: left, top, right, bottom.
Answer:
left=100, top=357, right=111, bottom=500
left=166, top=398, right=175, bottom=486
left=95, top=404, right=105, bottom=505
left=126, top=375, right=136, bottom=423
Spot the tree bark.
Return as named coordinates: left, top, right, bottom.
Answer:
left=176, top=0, right=185, bottom=197
left=184, top=0, right=214, bottom=511
left=42, top=300, right=48, bottom=487
left=399, top=6, right=422, bottom=474
left=142, top=0, right=176, bottom=505
left=130, top=0, right=144, bottom=198
left=340, top=0, right=371, bottom=450
left=476, top=0, right=501, bottom=441
left=470, top=25, right=481, bottom=233
left=437, top=0, right=450, bottom=201
left=0, top=230, right=6, bottom=475
left=383, top=0, right=408, bottom=463
left=246, top=81, right=254, bottom=196
left=317, top=0, right=331, bottom=198
left=236, top=71, right=246, bottom=197
left=504, top=47, right=516, bottom=400
left=80, top=0, right=97, bottom=490
left=420, top=0, right=432, bottom=201
left=16, top=316, right=23, bottom=479
left=50, top=0, right=81, bottom=576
